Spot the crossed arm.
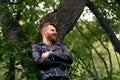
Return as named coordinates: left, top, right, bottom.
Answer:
left=32, top=44, right=73, bottom=67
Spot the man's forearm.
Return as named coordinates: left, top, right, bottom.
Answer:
left=49, top=50, right=73, bottom=64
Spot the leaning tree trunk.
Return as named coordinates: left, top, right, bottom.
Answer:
left=37, top=0, right=86, bottom=43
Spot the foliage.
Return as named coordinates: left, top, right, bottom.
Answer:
left=63, top=18, right=120, bottom=79
left=0, top=0, right=120, bottom=80
left=0, top=0, right=62, bottom=80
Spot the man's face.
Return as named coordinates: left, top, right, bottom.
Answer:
left=44, top=25, right=57, bottom=42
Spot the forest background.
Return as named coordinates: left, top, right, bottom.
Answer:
left=0, top=0, right=120, bottom=80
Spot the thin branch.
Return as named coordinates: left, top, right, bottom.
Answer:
left=88, top=49, right=99, bottom=79
left=87, top=0, right=120, bottom=54
left=79, top=57, right=95, bottom=78
left=80, top=19, right=113, bottom=77
left=76, top=26, right=110, bottom=78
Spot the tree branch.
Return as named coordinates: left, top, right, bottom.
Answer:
left=81, top=20, right=113, bottom=77
left=0, top=0, right=6, bottom=4
left=76, top=26, right=110, bottom=78
left=87, top=0, right=120, bottom=54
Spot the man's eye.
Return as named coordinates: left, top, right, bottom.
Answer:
left=51, top=29, right=54, bottom=31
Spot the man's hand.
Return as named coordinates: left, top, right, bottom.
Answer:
left=62, top=63, right=70, bottom=67
left=41, top=51, right=50, bottom=58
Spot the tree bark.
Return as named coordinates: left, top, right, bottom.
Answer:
left=87, top=0, right=120, bottom=54
left=0, top=0, right=6, bottom=4
left=37, top=0, right=86, bottom=43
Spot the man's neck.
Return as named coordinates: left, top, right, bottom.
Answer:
left=43, top=38, right=52, bottom=46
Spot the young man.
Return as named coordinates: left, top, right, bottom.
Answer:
left=32, top=23, right=73, bottom=80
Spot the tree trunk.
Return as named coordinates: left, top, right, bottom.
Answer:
left=37, top=0, right=86, bottom=43
left=0, top=0, right=6, bottom=4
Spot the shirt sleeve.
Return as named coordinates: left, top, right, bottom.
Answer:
left=50, top=44, right=73, bottom=65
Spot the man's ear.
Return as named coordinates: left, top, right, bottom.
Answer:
left=43, top=31, right=47, bottom=36
left=41, top=26, right=48, bottom=36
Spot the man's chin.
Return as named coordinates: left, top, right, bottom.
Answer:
left=51, top=38, right=57, bottom=42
